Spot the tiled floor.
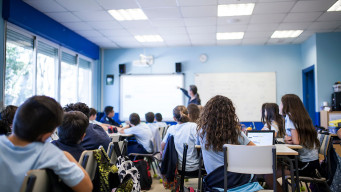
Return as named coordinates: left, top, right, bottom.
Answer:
left=145, top=177, right=198, bottom=192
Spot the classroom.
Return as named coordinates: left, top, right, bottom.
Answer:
left=0, top=0, right=341, bottom=192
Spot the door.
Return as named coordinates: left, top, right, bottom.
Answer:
left=302, top=66, right=316, bottom=125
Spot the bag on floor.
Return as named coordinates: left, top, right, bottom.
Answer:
left=133, top=160, right=152, bottom=190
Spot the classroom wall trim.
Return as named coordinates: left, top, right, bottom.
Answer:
left=2, top=0, right=99, bottom=60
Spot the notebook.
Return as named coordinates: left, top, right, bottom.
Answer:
left=246, top=130, right=275, bottom=146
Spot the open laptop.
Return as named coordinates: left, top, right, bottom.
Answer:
left=246, top=130, right=275, bottom=146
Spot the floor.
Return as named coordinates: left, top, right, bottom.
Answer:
left=144, top=177, right=198, bottom=192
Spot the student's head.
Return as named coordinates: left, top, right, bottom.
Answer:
left=187, top=103, right=200, bottom=123
left=197, top=95, right=241, bottom=152
left=64, top=102, right=90, bottom=119
left=1, top=105, right=18, bottom=129
left=0, top=121, right=10, bottom=135
left=58, top=111, right=89, bottom=144
left=104, top=106, right=114, bottom=118
left=129, top=113, right=140, bottom=126
left=264, top=103, right=285, bottom=138
left=89, top=108, right=97, bottom=121
left=155, top=113, right=163, bottom=122
left=261, top=103, right=268, bottom=124
left=173, top=105, right=190, bottom=123
left=145, top=112, right=155, bottom=123
left=12, top=96, right=63, bottom=142
left=280, top=94, right=319, bottom=149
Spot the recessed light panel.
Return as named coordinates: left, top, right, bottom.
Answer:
left=328, top=0, right=341, bottom=11
left=108, top=9, right=148, bottom=21
left=216, top=32, right=244, bottom=40
left=271, top=30, right=303, bottom=38
left=135, top=35, right=164, bottom=42
left=218, top=4, right=255, bottom=16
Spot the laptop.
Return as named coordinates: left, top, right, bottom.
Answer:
left=246, top=130, right=275, bottom=146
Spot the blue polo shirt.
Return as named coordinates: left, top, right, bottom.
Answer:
left=81, top=123, right=111, bottom=151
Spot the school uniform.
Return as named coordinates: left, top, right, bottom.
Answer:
left=263, top=121, right=279, bottom=133
left=147, top=123, right=162, bottom=153
left=180, top=88, right=201, bottom=105
left=124, top=123, right=153, bottom=154
left=81, top=123, right=111, bottom=151
left=0, top=135, right=84, bottom=192
left=100, top=116, right=120, bottom=127
left=162, top=122, right=199, bottom=172
left=52, top=140, right=85, bottom=161
left=155, top=121, right=167, bottom=128
left=90, top=119, right=103, bottom=126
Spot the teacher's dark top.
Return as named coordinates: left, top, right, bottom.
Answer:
left=180, top=88, right=201, bottom=105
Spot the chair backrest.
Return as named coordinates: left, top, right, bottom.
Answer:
left=107, top=141, right=125, bottom=164
left=111, top=135, right=120, bottom=142
left=318, top=133, right=331, bottom=157
left=79, top=150, right=97, bottom=180
left=159, top=127, right=165, bottom=138
left=20, top=170, right=49, bottom=192
left=180, top=143, right=188, bottom=192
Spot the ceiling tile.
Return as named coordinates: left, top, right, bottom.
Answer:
left=187, top=26, right=217, bottom=34
left=242, top=38, right=268, bottom=45
left=165, top=41, right=191, bottom=47
left=250, top=14, right=286, bottom=24
left=86, top=21, right=123, bottom=30
left=218, top=0, right=257, bottom=4
left=307, top=21, right=341, bottom=30
left=162, top=35, right=190, bottom=41
left=243, top=31, right=273, bottom=38
left=192, top=39, right=216, bottom=46
left=184, top=17, right=217, bottom=26
left=143, top=8, right=182, bottom=19
left=217, top=25, right=247, bottom=32
left=115, top=41, right=142, bottom=48
left=141, top=42, right=167, bottom=47
left=86, top=36, right=111, bottom=43
left=127, top=27, right=160, bottom=35
left=101, top=29, right=132, bottom=37
left=119, top=21, right=153, bottom=29
left=75, top=30, right=103, bottom=38
left=317, top=12, right=341, bottom=21
left=157, top=27, right=188, bottom=35
left=189, top=34, right=216, bottom=41
left=217, top=16, right=251, bottom=25
left=73, top=11, right=113, bottom=22
left=180, top=6, right=217, bottom=18
left=178, top=0, right=217, bottom=7
left=99, top=43, right=119, bottom=49
left=253, top=2, right=296, bottom=14
left=55, top=0, right=103, bottom=11
left=284, top=12, right=323, bottom=22
left=137, top=0, right=177, bottom=8
left=291, top=0, right=336, bottom=13
left=45, top=12, right=81, bottom=22
left=23, top=0, right=67, bottom=12
left=277, top=22, right=311, bottom=30
left=217, top=39, right=242, bottom=45
left=247, top=23, right=279, bottom=32
left=267, top=38, right=293, bottom=45
left=258, top=0, right=296, bottom=2
left=150, top=19, right=185, bottom=27
left=97, top=0, right=139, bottom=9
left=108, top=36, right=137, bottom=42
left=62, top=22, right=93, bottom=30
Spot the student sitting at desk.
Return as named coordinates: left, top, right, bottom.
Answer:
left=89, top=108, right=111, bottom=131
left=187, top=103, right=200, bottom=123
left=0, top=96, right=92, bottom=192
left=197, top=95, right=260, bottom=191
left=145, top=112, right=161, bottom=153
left=100, top=106, right=121, bottom=127
left=118, top=113, right=153, bottom=154
left=261, top=103, right=285, bottom=138
left=154, top=113, right=167, bottom=128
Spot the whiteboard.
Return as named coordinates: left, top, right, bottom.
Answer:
left=120, top=74, right=184, bottom=121
left=195, top=72, right=276, bottom=122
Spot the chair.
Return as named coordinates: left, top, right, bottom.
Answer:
left=223, top=144, right=277, bottom=192
left=79, top=150, right=97, bottom=180
left=20, top=170, right=49, bottom=192
left=159, top=126, right=165, bottom=139
left=107, top=140, right=127, bottom=164
left=111, top=134, right=120, bottom=142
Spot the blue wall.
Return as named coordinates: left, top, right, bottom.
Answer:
left=0, top=0, right=4, bottom=108
left=102, top=45, right=303, bottom=112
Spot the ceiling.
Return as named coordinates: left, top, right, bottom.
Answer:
left=23, top=0, right=341, bottom=48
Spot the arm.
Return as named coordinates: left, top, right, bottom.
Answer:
left=179, top=88, right=190, bottom=98
left=337, top=128, right=341, bottom=139
left=63, top=152, right=93, bottom=192
left=247, top=141, right=256, bottom=146
left=160, top=142, right=166, bottom=157
left=285, top=129, right=299, bottom=145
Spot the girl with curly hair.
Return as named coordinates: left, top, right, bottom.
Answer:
left=261, top=103, right=285, bottom=138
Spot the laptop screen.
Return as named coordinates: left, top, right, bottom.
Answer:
left=246, top=130, right=275, bottom=146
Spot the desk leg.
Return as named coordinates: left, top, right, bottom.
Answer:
left=289, top=159, right=295, bottom=192
left=198, top=150, right=203, bottom=192
left=295, top=156, right=299, bottom=192
left=281, top=159, right=286, bottom=192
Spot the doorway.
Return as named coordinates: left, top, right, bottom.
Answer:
left=302, top=65, right=316, bottom=125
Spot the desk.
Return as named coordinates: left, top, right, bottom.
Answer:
left=108, top=133, right=133, bottom=141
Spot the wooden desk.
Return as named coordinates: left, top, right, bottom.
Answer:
left=108, top=133, right=133, bottom=137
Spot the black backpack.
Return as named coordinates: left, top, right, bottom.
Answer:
left=133, top=159, right=152, bottom=190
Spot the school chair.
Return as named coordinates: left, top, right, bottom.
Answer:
left=159, top=126, right=165, bottom=139
left=223, top=144, right=277, bottom=192
left=79, top=150, right=97, bottom=180
left=107, top=140, right=127, bottom=164
left=20, top=169, right=49, bottom=192
left=111, top=134, right=120, bottom=142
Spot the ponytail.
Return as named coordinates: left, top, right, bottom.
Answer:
left=173, top=105, right=190, bottom=123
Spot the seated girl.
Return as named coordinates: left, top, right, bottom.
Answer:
left=261, top=103, right=285, bottom=138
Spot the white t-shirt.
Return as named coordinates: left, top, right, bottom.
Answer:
left=162, top=122, right=199, bottom=172
left=263, top=121, right=279, bottom=133
left=89, top=119, right=103, bottom=126
left=124, top=123, right=153, bottom=153
left=285, top=115, right=318, bottom=162
left=155, top=121, right=167, bottom=128
left=147, top=123, right=162, bottom=153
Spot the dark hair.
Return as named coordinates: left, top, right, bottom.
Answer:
left=64, top=102, right=90, bottom=118
left=13, top=96, right=63, bottom=142
left=197, top=95, right=241, bottom=152
left=0, top=105, right=18, bottom=134
left=173, top=105, right=190, bottom=123
left=104, top=106, right=114, bottom=116
left=58, top=111, right=89, bottom=144
left=145, top=112, right=155, bottom=123
left=129, top=113, right=140, bottom=126
left=155, top=113, right=163, bottom=122
left=187, top=103, right=200, bottom=123
left=89, top=108, right=97, bottom=117
left=190, top=85, right=201, bottom=104
left=281, top=94, right=319, bottom=149
left=264, top=103, right=285, bottom=138
left=0, top=121, right=10, bottom=135
left=261, top=103, right=268, bottom=124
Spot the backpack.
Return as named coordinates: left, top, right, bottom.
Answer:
left=45, top=169, right=73, bottom=192
left=330, top=147, right=341, bottom=192
left=133, top=160, right=152, bottom=190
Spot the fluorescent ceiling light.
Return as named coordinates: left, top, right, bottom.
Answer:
left=218, top=4, right=255, bottom=16
left=271, top=30, right=303, bottom=38
left=216, top=32, right=244, bottom=40
left=328, top=0, right=341, bottom=11
left=108, top=9, right=148, bottom=21
left=135, top=35, right=164, bottom=42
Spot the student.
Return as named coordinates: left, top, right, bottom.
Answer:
left=52, top=111, right=88, bottom=161
left=261, top=103, right=268, bottom=124
left=280, top=94, right=321, bottom=176
left=154, top=113, right=167, bottom=128
left=118, top=113, right=153, bottom=154
left=100, top=106, right=121, bottom=127
left=0, top=96, right=92, bottom=192
left=64, top=103, right=111, bottom=151
left=178, top=85, right=201, bottom=105
left=145, top=112, right=161, bottom=153
left=161, top=105, right=199, bottom=176
left=187, top=103, right=200, bottom=123
left=89, top=108, right=110, bottom=131
left=0, top=105, right=18, bottom=135
left=261, top=103, right=285, bottom=138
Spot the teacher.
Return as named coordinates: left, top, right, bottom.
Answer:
left=178, top=85, right=201, bottom=105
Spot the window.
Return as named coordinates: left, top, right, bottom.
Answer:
left=5, top=29, right=34, bottom=106
left=36, top=41, right=58, bottom=97
left=60, top=52, right=78, bottom=107
left=79, top=58, right=92, bottom=106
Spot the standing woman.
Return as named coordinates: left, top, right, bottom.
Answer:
left=178, top=85, right=201, bottom=105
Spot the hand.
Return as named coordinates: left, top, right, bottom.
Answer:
left=177, top=86, right=181, bottom=89
left=284, top=135, right=292, bottom=143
